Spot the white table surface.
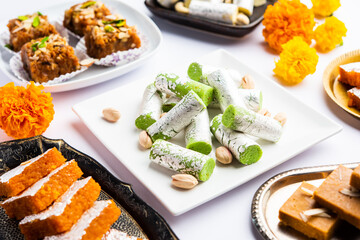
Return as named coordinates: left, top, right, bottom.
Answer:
left=1, top=1, right=359, bottom=239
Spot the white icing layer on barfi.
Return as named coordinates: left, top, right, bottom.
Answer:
left=348, top=87, right=360, bottom=98
left=340, top=62, right=360, bottom=73
left=102, top=229, right=144, bottom=240
left=20, top=177, right=91, bottom=224
left=3, top=160, right=74, bottom=204
left=44, top=200, right=111, bottom=240
left=0, top=149, right=51, bottom=183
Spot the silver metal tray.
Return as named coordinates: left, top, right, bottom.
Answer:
left=251, top=162, right=360, bottom=240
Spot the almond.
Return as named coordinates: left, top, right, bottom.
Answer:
left=102, top=108, right=121, bottom=122
left=241, top=74, right=255, bottom=89
left=216, top=146, right=233, bottom=164
left=171, top=174, right=198, bottom=189
left=274, top=112, right=287, bottom=126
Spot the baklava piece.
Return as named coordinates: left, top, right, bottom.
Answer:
left=314, top=165, right=360, bottom=229
left=1, top=160, right=83, bottom=220
left=44, top=200, right=121, bottom=240
left=279, top=182, right=338, bottom=240
left=19, top=177, right=101, bottom=240
left=84, top=17, right=141, bottom=59
left=7, top=12, right=58, bottom=52
left=63, top=1, right=111, bottom=37
left=338, top=62, right=360, bottom=87
left=347, top=87, right=360, bottom=110
left=21, top=34, right=80, bottom=83
left=0, top=148, right=66, bottom=197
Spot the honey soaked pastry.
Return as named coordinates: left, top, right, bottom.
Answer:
left=1, top=160, right=83, bottom=220
left=0, top=148, right=66, bottom=197
left=19, top=177, right=100, bottom=240
left=44, top=200, right=121, bottom=240
left=279, top=182, right=338, bottom=240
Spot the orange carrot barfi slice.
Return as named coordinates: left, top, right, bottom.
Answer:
left=339, top=62, right=360, bottom=87
left=44, top=200, right=121, bottom=240
left=1, top=160, right=83, bottom=220
left=19, top=177, right=101, bottom=240
left=350, top=164, right=360, bottom=190
left=0, top=148, right=66, bottom=197
left=102, top=229, right=146, bottom=240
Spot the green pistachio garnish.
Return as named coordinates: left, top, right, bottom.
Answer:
left=81, top=1, right=96, bottom=9
left=102, top=19, right=126, bottom=27
left=37, top=11, right=43, bottom=16
left=104, top=25, right=115, bottom=32
left=18, top=16, right=28, bottom=21
left=5, top=44, right=13, bottom=50
left=32, top=16, right=40, bottom=28
left=32, top=36, right=49, bottom=51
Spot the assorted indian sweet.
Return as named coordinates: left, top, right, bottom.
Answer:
left=158, top=0, right=266, bottom=26
left=0, top=148, right=143, bottom=240
left=279, top=182, right=338, bottom=240
left=279, top=164, right=360, bottom=239
left=7, top=12, right=58, bottom=52
left=84, top=16, right=141, bottom=59
left=63, top=1, right=112, bottom=37
left=21, top=34, right=80, bottom=83
left=135, top=62, right=287, bottom=190
left=337, top=62, right=360, bottom=111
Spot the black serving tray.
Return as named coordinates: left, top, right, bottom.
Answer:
left=144, top=0, right=276, bottom=37
left=0, top=135, right=178, bottom=240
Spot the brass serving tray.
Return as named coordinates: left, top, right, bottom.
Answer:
left=323, top=49, right=360, bottom=119
left=251, top=162, right=360, bottom=239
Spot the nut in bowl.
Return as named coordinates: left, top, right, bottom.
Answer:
left=323, top=49, right=360, bottom=119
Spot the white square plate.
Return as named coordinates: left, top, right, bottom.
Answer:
left=0, top=0, right=162, bottom=92
left=73, top=49, right=342, bottom=215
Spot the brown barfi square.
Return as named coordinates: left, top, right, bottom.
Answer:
left=347, top=87, right=360, bottom=110
left=339, top=62, right=360, bottom=87
left=19, top=177, right=101, bottom=240
left=350, top=164, right=360, bottom=190
left=0, top=147, right=66, bottom=197
left=279, top=182, right=338, bottom=240
left=7, top=12, right=58, bottom=52
left=84, top=18, right=141, bottom=59
left=21, top=34, right=80, bottom=83
left=1, top=160, right=83, bottom=220
left=314, top=165, right=360, bottom=229
left=63, top=1, right=111, bottom=37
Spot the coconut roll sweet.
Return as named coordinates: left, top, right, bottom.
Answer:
left=209, top=89, right=263, bottom=112
left=147, top=90, right=206, bottom=141
left=150, top=139, right=215, bottom=181
left=233, top=0, right=254, bottom=16
left=222, top=105, right=283, bottom=142
left=157, top=0, right=178, bottom=8
left=155, top=73, right=213, bottom=106
left=210, top=115, right=262, bottom=165
left=184, top=0, right=223, bottom=8
left=185, top=109, right=212, bottom=155
left=135, top=83, right=163, bottom=130
left=207, top=69, right=246, bottom=111
left=162, top=96, right=181, bottom=112
left=188, top=1, right=238, bottom=25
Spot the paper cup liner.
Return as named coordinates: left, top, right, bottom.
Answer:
left=10, top=49, right=90, bottom=86
left=0, top=20, right=69, bottom=55
left=75, top=32, right=147, bottom=67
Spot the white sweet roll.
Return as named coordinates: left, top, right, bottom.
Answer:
left=233, top=0, right=254, bottom=16
left=207, top=69, right=246, bottom=111
left=147, top=90, right=206, bottom=141
left=135, top=83, right=163, bottom=130
left=184, top=0, right=224, bottom=8
left=184, top=109, right=212, bottom=155
left=157, top=0, right=179, bottom=8
left=189, top=1, right=239, bottom=25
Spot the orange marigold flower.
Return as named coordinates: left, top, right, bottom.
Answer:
left=0, top=82, right=54, bottom=139
left=274, top=37, right=319, bottom=85
left=311, top=0, right=340, bottom=17
left=314, top=16, right=347, bottom=52
left=262, top=0, right=315, bottom=53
